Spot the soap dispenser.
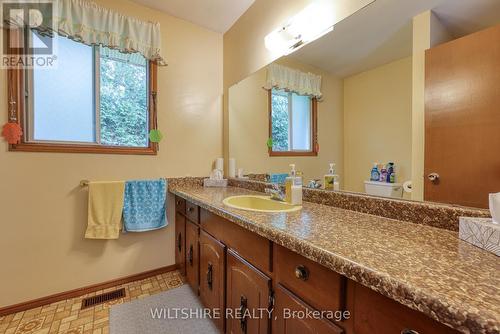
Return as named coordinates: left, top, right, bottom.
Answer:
left=285, top=164, right=296, bottom=203
left=324, top=163, right=339, bottom=190
left=285, top=164, right=302, bottom=205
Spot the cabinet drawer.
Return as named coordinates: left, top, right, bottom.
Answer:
left=350, top=282, right=459, bottom=334
left=201, top=209, right=272, bottom=274
left=175, top=212, right=186, bottom=276
left=175, top=196, right=186, bottom=214
left=275, top=245, right=345, bottom=313
left=185, top=220, right=199, bottom=294
left=274, top=284, right=344, bottom=334
left=186, top=201, right=199, bottom=223
left=199, top=231, right=225, bottom=332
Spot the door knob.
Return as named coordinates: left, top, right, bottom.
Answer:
left=428, top=173, right=440, bottom=183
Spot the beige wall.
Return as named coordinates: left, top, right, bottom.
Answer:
left=229, top=57, right=344, bottom=183
left=411, top=11, right=453, bottom=200
left=344, top=57, right=413, bottom=194
left=411, top=12, right=431, bottom=201
left=0, top=0, right=223, bottom=307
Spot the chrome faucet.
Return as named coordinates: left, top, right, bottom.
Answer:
left=265, top=183, right=286, bottom=202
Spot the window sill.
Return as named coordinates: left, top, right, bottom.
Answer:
left=269, top=151, right=317, bottom=157
left=9, top=142, right=158, bottom=155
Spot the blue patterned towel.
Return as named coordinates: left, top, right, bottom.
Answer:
left=123, top=179, right=167, bottom=232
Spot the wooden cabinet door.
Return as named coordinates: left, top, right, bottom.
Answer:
left=175, top=195, right=186, bottom=214
left=425, top=24, right=500, bottom=208
left=199, top=230, right=226, bottom=332
left=185, top=220, right=199, bottom=294
left=226, top=250, right=271, bottom=334
left=274, top=285, right=344, bottom=334
left=186, top=201, right=200, bottom=223
left=175, top=212, right=186, bottom=276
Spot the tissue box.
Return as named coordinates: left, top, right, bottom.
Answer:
left=459, top=217, right=500, bottom=256
left=203, top=178, right=228, bottom=188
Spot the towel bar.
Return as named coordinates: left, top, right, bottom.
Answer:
left=80, top=180, right=90, bottom=187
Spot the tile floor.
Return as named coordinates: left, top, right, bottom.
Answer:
left=0, top=270, right=183, bottom=334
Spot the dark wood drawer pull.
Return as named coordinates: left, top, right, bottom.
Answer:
left=239, top=295, right=248, bottom=334
left=401, top=330, right=420, bottom=334
left=207, top=263, right=213, bottom=290
left=188, top=207, right=194, bottom=212
left=177, top=233, right=182, bottom=252
left=176, top=200, right=182, bottom=206
left=294, top=265, right=309, bottom=281
left=188, top=245, right=193, bottom=266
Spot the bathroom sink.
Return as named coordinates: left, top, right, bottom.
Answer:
left=223, top=195, right=302, bottom=213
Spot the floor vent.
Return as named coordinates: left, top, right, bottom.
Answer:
left=81, top=288, right=126, bottom=309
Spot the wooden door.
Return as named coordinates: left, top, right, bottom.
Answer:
left=185, top=220, right=199, bottom=294
left=199, top=230, right=226, bottom=332
left=425, top=24, right=500, bottom=208
left=175, top=212, right=186, bottom=276
left=274, top=285, right=344, bottom=334
left=226, top=250, right=271, bottom=334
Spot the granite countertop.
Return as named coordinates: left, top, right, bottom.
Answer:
left=170, top=185, right=500, bottom=334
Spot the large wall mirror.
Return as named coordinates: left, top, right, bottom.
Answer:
left=228, top=0, right=500, bottom=209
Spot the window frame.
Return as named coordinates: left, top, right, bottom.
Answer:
left=6, top=28, right=158, bottom=155
left=268, top=88, right=318, bottom=157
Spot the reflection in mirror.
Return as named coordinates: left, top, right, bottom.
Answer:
left=270, top=89, right=313, bottom=154
left=268, top=66, right=319, bottom=156
left=228, top=0, right=500, bottom=209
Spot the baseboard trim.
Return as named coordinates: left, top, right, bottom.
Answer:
left=0, top=264, right=177, bottom=317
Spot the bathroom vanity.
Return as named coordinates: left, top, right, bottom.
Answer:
left=170, top=182, right=498, bottom=334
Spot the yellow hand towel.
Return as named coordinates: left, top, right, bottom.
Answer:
left=85, top=181, right=125, bottom=239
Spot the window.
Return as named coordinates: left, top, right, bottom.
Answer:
left=7, top=30, right=158, bottom=154
left=269, top=88, right=317, bottom=156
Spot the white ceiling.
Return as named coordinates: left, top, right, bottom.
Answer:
left=131, top=0, right=255, bottom=33
left=290, top=0, right=500, bottom=77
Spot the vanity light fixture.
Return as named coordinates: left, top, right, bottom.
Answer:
left=265, top=1, right=335, bottom=56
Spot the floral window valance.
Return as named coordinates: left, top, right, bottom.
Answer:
left=264, top=64, right=322, bottom=99
left=6, top=0, right=166, bottom=65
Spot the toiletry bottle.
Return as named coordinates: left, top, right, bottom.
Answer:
left=333, top=175, right=340, bottom=191
left=389, top=172, right=396, bottom=183
left=291, top=170, right=303, bottom=205
left=370, top=163, right=380, bottom=181
left=324, top=163, right=337, bottom=190
left=380, top=165, right=388, bottom=182
left=387, top=162, right=395, bottom=183
left=285, top=164, right=296, bottom=203
left=294, top=171, right=303, bottom=187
